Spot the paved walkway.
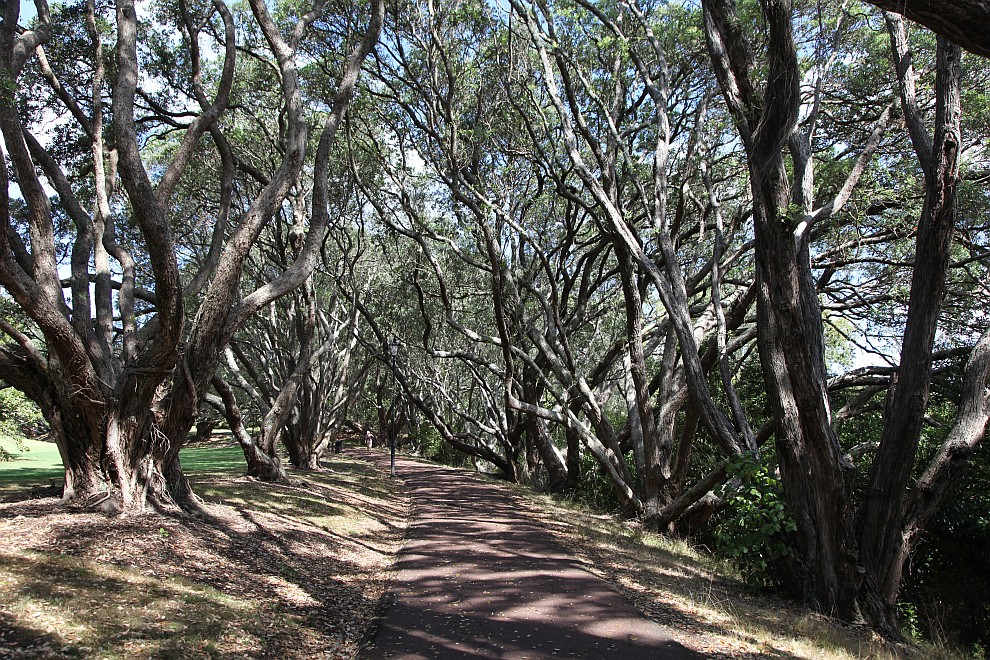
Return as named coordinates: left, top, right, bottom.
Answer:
left=354, top=449, right=700, bottom=659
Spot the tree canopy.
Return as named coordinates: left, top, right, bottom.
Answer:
left=2, top=0, right=989, bottom=646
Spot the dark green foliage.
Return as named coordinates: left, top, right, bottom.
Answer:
left=0, top=389, right=45, bottom=461
left=714, top=453, right=797, bottom=587
left=564, top=450, right=634, bottom=514
left=417, top=426, right=469, bottom=469
left=897, top=439, right=990, bottom=654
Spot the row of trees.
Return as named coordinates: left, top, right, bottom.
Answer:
left=1, top=0, right=988, bottom=640
left=0, top=0, right=383, bottom=507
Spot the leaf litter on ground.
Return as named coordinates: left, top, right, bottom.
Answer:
left=0, top=444, right=409, bottom=660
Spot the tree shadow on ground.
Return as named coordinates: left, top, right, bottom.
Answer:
left=359, top=452, right=901, bottom=660
left=0, top=457, right=408, bottom=659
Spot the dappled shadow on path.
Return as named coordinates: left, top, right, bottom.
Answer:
left=357, top=452, right=701, bottom=659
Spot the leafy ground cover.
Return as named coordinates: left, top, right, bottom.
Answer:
left=0, top=441, right=408, bottom=659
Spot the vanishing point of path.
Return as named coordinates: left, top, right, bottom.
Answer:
left=354, top=449, right=701, bottom=659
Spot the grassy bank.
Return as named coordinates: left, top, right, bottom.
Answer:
left=0, top=442, right=408, bottom=659
left=511, top=482, right=970, bottom=659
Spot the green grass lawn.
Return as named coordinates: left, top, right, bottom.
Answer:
left=0, top=439, right=246, bottom=489
left=0, top=439, right=64, bottom=486
left=179, top=443, right=246, bottom=475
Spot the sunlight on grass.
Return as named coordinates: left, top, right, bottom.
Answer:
left=0, top=441, right=246, bottom=490
left=180, top=444, right=248, bottom=475
left=0, top=439, right=64, bottom=488
left=0, top=442, right=407, bottom=659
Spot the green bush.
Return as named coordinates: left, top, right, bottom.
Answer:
left=0, top=389, right=45, bottom=461
left=417, top=426, right=469, bottom=468
left=714, top=453, right=797, bottom=587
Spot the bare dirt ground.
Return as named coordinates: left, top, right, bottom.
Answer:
left=0, top=450, right=408, bottom=659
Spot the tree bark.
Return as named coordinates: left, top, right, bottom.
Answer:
left=702, top=0, right=863, bottom=621
left=212, top=376, right=289, bottom=482
left=865, top=0, right=990, bottom=58
left=857, top=37, right=963, bottom=635
left=0, top=0, right=382, bottom=513
left=614, top=236, right=668, bottom=521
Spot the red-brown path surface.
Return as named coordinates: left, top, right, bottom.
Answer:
left=354, top=449, right=701, bottom=659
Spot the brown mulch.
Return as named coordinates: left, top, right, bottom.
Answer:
left=0, top=456, right=409, bottom=659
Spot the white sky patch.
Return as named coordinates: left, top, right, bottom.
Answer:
left=404, top=148, right=426, bottom=175
left=1, top=134, right=57, bottom=202
left=18, top=1, right=37, bottom=23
